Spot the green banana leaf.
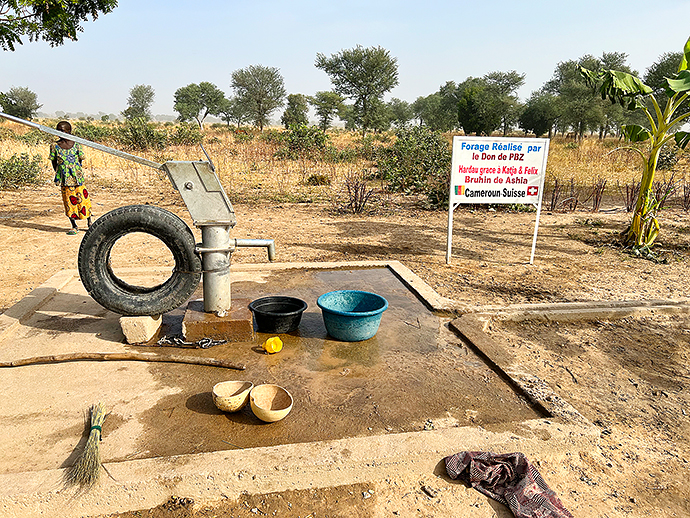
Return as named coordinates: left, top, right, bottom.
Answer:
left=666, top=70, right=690, bottom=94
left=578, top=66, right=599, bottom=88
left=599, top=71, right=653, bottom=106
left=579, top=67, right=652, bottom=109
left=622, top=124, right=652, bottom=143
left=675, top=131, right=690, bottom=149
left=679, top=36, right=690, bottom=73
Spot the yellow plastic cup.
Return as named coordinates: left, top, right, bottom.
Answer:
left=263, top=336, right=283, bottom=354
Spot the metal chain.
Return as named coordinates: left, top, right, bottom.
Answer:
left=156, top=335, right=227, bottom=349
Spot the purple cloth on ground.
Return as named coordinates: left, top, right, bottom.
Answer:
left=445, top=451, right=573, bottom=518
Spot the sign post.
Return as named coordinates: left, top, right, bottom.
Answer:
left=446, top=136, right=549, bottom=265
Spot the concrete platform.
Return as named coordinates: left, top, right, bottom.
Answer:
left=2, top=260, right=683, bottom=517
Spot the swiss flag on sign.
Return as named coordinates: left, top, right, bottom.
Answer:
left=527, top=186, right=539, bottom=196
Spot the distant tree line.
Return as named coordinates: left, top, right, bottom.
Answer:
left=413, top=51, right=682, bottom=140
left=0, top=44, right=683, bottom=139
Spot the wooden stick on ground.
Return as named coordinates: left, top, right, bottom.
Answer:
left=0, top=352, right=246, bottom=370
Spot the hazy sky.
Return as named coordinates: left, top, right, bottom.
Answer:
left=1, top=0, right=689, bottom=117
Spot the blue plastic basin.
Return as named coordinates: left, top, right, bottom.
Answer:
left=317, top=290, right=388, bottom=342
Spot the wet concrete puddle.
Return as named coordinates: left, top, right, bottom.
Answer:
left=132, top=267, right=541, bottom=460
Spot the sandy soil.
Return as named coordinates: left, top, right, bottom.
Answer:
left=488, top=315, right=690, bottom=517
left=2, top=182, right=690, bottom=517
left=3, top=183, right=690, bottom=314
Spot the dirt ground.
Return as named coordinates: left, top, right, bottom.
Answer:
left=4, top=183, right=690, bottom=314
left=2, top=182, right=690, bottom=517
left=488, top=315, right=690, bottom=517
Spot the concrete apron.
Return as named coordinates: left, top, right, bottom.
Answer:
left=0, top=261, right=687, bottom=517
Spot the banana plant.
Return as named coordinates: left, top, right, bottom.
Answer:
left=579, top=37, right=690, bottom=255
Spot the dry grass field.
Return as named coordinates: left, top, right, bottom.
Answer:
left=2, top=119, right=686, bottom=212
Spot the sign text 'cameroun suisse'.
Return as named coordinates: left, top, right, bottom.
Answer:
left=450, top=136, right=549, bottom=204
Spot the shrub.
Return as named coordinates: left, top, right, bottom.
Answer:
left=377, top=126, right=451, bottom=208
left=305, top=173, right=331, bottom=186
left=507, top=203, right=537, bottom=213
left=275, top=124, right=328, bottom=160
left=0, top=127, right=14, bottom=140
left=73, top=122, right=115, bottom=143
left=260, top=128, right=283, bottom=144
left=356, top=134, right=379, bottom=161
left=116, top=118, right=167, bottom=151
left=0, top=153, right=43, bottom=189
left=232, top=128, right=255, bottom=142
left=343, top=169, right=374, bottom=213
left=13, top=129, right=53, bottom=145
left=168, top=123, right=203, bottom=146
left=323, top=145, right=359, bottom=163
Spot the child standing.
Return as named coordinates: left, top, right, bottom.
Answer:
left=49, top=121, right=93, bottom=234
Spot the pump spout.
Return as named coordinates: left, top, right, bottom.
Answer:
left=233, top=239, right=276, bottom=262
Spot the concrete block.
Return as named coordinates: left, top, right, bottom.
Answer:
left=120, top=315, right=162, bottom=344
left=182, top=299, right=254, bottom=342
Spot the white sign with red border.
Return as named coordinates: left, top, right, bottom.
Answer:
left=446, top=136, right=550, bottom=265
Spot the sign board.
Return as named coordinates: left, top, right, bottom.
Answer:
left=446, top=136, right=550, bottom=264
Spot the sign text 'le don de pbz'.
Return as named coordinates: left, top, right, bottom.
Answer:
left=446, top=137, right=550, bottom=265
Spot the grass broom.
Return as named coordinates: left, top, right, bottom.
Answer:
left=66, top=402, right=107, bottom=487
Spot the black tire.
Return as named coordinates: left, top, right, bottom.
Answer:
left=78, top=205, right=201, bottom=316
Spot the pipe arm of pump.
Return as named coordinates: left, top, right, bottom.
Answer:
left=0, top=112, right=164, bottom=171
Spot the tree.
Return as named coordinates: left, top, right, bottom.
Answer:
left=308, top=91, right=344, bottom=131
left=387, top=98, right=413, bottom=129
left=453, top=71, right=526, bottom=136
left=519, top=91, right=560, bottom=137
left=365, top=97, right=391, bottom=132
left=0, top=0, right=117, bottom=51
left=410, top=84, right=460, bottom=131
left=545, top=57, right=589, bottom=138
left=644, top=51, right=689, bottom=120
left=579, top=36, right=690, bottom=254
left=544, top=57, right=603, bottom=139
left=231, top=65, right=286, bottom=131
left=338, top=103, right=357, bottom=131
left=173, top=82, right=225, bottom=129
left=217, top=95, right=251, bottom=128
left=645, top=51, right=683, bottom=93
left=484, top=70, right=525, bottom=135
left=435, top=82, right=462, bottom=130
left=456, top=78, right=502, bottom=136
left=281, top=93, right=309, bottom=128
left=412, top=95, right=433, bottom=127
left=0, top=86, right=41, bottom=119
left=315, top=45, right=398, bottom=136
left=543, top=54, right=637, bottom=139
left=412, top=93, right=449, bottom=130
left=122, top=84, right=154, bottom=121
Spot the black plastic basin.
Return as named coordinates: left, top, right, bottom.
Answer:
left=248, top=296, right=308, bottom=333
